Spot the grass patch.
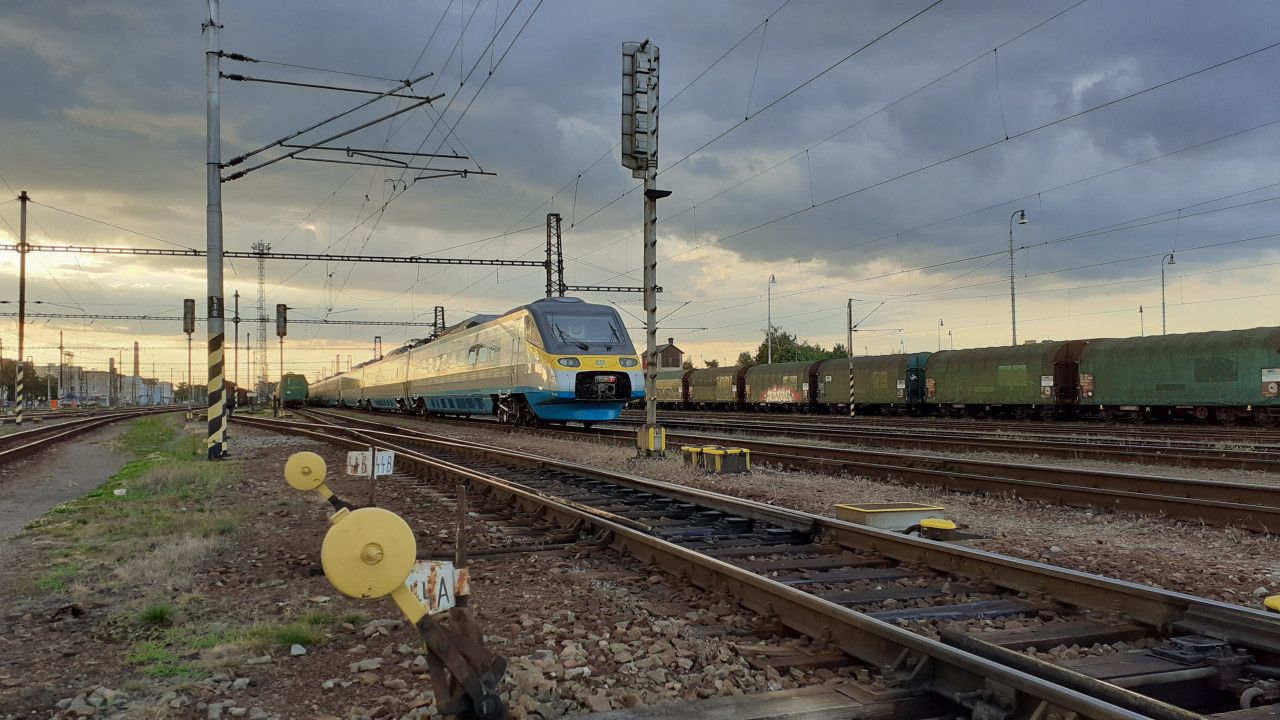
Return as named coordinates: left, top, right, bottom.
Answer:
left=126, top=641, right=207, bottom=680
left=34, top=562, right=82, bottom=592
left=137, top=602, right=176, bottom=628
left=243, top=618, right=330, bottom=650
left=24, top=416, right=243, bottom=597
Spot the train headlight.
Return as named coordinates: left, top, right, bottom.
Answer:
left=556, top=357, right=581, bottom=367
left=620, top=358, right=638, bottom=367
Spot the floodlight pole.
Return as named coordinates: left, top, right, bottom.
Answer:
left=204, top=0, right=227, bottom=459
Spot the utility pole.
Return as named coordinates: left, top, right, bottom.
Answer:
left=846, top=300, right=854, bottom=419
left=204, top=0, right=228, bottom=459
left=276, top=303, right=286, bottom=417
left=1161, top=253, right=1175, bottom=335
left=57, top=330, right=63, bottom=410
left=767, top=274, right=776, bottom=363
left=1008, top=209, right=1027, bottom=346
left=937, top=319, right=944, bottom=351
left=623, top=40, right=669, bottom=456
left=847, top=300, right=885, bottom=418
left=184, top=298, right=195, bottom=413
left=1139, top=305, right=1145, bottom=337
left=15, top=190, right=28, bottom=424
left=133, top=341, right=140, bottom=405
left=233, top=290, right=240, bottom=395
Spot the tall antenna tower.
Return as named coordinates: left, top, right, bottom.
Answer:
left=252, top=240, right=270, bottom=399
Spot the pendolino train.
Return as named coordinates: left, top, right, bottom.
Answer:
left=655, top=326, right=1280, bottom=426
left=308, top=297, right=643, bottom=426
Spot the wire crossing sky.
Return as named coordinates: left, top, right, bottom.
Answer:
left=1, top=0, right=1279, bottom=372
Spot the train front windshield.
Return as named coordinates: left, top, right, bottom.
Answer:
left=544, top=313, right=633, bottom=354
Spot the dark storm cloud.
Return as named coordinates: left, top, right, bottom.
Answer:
left=2, top=0, right=1279, bottom=361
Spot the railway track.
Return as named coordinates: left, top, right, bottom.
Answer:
left=606, top=414, right=1280, bottom=472
left=306, top=408, right=1280, bottom=533
left=239, top=410, right=1280, bottom=719
left=626, top=410, right=1280, bottom=447
left=0, top=407, right=181, bottom=463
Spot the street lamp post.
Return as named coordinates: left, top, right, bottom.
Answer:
left=1160, top=253, right=1175, bottom=335
left=767, top=274, right=777, bottom=363
left=1008, top=209, right=1028, bottom=345
left=948, top=329, right=953, bottom=350
left=937, top=318, right=944, bottom=351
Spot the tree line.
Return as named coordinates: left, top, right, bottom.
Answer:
left=681, top=327, right=847, bottom=369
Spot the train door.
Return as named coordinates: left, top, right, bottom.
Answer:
left=904, top=367, right=927, bottom=404
left=1053, top=361, right=1080, bottom=404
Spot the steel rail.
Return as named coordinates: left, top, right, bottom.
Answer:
left=629, top=410, right=1279, bottom=445
left=606, top=415, right=1279, bottom=471
left=311, top=408, right=1280, bottom=532
left=237, top=412, right=1157, bottom=720
left=279, top=410, right=1280, bottom=642
left=0, top=407, right=182, bottom=463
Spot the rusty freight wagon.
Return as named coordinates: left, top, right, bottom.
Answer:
left=687, top=365, right=749, bottom=409
left=924, top=341, right=1088, bottom=418
left=813, top=353, right=931, bottom=413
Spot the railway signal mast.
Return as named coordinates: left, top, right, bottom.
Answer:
left=623, top=40, right=671, bottom=457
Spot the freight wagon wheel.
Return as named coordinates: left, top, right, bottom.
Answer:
left=1216, top=409, right=1239, bottom=427
left=1193, top=406, right=1210, bottom=422
left=1256, top=411, right=1276, bottom=428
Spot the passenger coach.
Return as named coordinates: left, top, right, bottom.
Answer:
left=308, top=297, right=643, bottom=426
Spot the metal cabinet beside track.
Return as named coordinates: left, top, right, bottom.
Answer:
left=1079, top=326, right=1280, bottom=424
left=925, top=341, right=1087, bottom=416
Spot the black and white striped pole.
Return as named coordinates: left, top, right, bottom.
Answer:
left=15, top=191, right=27, bottom=425
left=204, top=0, right=227, bottom=459
left=846, top=299, right=855, bottom=419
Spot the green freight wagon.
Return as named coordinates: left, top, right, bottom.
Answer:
left=814, top=353, right=931, bottom=411
left=925, top=341, right=1087, bottom=417
left=1079, top=327, right=1280, bottom=425
left=654, top=369, right=691, bottom=406
left=279, top=373, right=309, bottom=407
left=687, top=366, right=750, bottom=408
left=744, top=361, right=822, bottom=408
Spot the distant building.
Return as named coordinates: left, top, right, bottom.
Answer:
left=655, top=337, right=684, bottom=369
left=81, top=370, right=112, bottom=404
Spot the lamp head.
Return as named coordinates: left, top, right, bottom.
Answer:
left=1166, top=254, right=1176, bottom=265
left=769, top=274, right=777, bottom=284
left=1016, top=210, right=1028, bottom=225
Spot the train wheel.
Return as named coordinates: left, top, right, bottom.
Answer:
left=1216, top=409, right=1239, bottom=427
left=582, top=421, right=595, bottom=429
left=1256, top=411, right=1276, bottom=428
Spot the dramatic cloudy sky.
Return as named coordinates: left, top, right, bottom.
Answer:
left=1, top=0, right=1278, bottom=385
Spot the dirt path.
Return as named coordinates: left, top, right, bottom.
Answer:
left=0, top=423, right=132, bottom=540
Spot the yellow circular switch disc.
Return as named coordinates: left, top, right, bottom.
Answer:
left=320, top=507, right=417, bottom=599
left=284, top=452, right=327, bottom=491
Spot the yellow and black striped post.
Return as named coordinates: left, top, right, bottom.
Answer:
left=848, top=364, right=855, bottom=418
left=204, top=1, right=227, bottom=460
left=15, top=364, right=23, bottom=426
left=15, top=190, right=28, bottom=426
left=207, top=332, right=226, bottom=459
